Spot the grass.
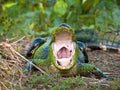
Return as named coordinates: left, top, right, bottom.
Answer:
left=24, top=73, right=119, bottom=90
left=110, top=78, right=120, bottom=90
left=21, top=72, right=88, bottom=90
left=90, top=82, right=101, bottom=90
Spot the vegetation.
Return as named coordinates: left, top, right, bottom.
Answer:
left=25, top=73, right=87, bottom=90
left=0, top=0, right=120, bottom=40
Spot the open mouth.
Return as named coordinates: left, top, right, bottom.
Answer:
left=52, top=30, right=76, bottom=70
left=57, top=47, right=71, bottom=59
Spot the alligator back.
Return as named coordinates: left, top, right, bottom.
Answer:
left=75, top=29, right=120, bottom=52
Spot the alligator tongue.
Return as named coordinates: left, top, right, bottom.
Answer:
left=57, top=47, right=71, bottom=59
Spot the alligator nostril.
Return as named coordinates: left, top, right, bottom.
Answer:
left=57, top=61, right=61, bottom=66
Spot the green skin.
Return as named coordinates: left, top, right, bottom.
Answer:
left=27, top=26, right=108, bottom=78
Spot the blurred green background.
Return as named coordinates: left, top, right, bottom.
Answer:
left=0, top=0, right=120, bottom=40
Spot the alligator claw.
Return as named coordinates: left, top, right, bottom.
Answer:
left=26, top=61, right=33, bottom=71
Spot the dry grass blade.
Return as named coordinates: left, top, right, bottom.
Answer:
left=9, top=44, right=48, bottom=75
left=0, top=42, right=49, bottom=89
left=0, top=81, right=9, bottom=90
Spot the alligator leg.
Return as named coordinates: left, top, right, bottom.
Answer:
left=26, top=38, right=45, bottom=58
left=26, top=58, right=49, bottom=71
left=78, top=63, right=108, bottom=78
left=77, top=41, right=89, bottom=63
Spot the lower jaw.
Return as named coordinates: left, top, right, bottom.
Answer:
left=54, top=62, right=74, bottom=71
left=59, top=71, right=77, bottom=77
left=58, top=65, right=78, bottom=76
left=49, top=64, right=77, bottom=76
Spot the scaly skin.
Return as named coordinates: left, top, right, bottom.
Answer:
left=26, top=23, right=108, bottom=78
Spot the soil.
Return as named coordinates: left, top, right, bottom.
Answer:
left=88, top=50, right=120, bottom=78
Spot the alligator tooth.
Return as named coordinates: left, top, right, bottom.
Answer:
left=57, top=61, right=61, bottom=66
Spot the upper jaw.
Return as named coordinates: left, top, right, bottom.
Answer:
left=51, top=29, right=76, bottom=70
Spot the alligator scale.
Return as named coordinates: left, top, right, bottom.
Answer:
left=26, top=23, right=108, bottom=78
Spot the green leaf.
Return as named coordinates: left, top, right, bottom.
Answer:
left=3, top=2, right=17, bottom=11
left=54, top=0, right=68, bottom=17
left=82, top=0, right=94, bottom=13
left=112, top=8, right=120, bottom=27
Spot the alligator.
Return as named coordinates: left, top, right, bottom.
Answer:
left=75, top=29, right=120, bottom=52
left=26, top=23, right=109, bottom=78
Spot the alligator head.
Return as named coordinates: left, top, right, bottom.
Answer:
left=51, top=24, right=77, bottom=70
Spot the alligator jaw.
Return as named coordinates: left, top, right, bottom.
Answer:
left=52, top=30, right=76, bottom=70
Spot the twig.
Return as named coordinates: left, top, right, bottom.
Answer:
left=0, top=42, right=49, bottom=76
left=104, top=72, right=120, bottom=75
left=16, top=51, right=49, bottom=75
left=11, top=36, right=25, bottom=44
left=9, top=44, right=49, bottom=76
left=0, top=81, right=9, bottom=90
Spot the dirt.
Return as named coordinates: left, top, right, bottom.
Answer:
left=88, top=50, right=120, bottom=78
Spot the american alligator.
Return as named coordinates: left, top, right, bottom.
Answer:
left=26, top=23, right=109, bottom=78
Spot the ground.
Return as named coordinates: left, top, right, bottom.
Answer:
left=88, top=50, right=120, bottom=77
left=0, top=37, right=120, bottom=90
